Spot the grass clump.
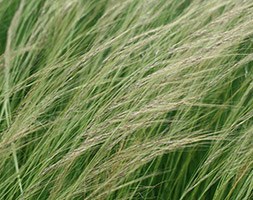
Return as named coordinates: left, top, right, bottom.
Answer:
left=0, top=0, right=252, bottom=199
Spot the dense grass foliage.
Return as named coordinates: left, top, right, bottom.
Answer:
left=0, top=0, right=252, bottom=199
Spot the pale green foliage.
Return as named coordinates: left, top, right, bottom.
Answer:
left=0, top=0, right=252, bottom=199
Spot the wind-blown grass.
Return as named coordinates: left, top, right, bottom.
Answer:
left=0, top=0, right=252, bottom=199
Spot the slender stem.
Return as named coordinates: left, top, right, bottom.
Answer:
left=3, top=0, right=25, bottom=196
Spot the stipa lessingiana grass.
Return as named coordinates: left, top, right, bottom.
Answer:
left=0, top=0, right=252, bottom=199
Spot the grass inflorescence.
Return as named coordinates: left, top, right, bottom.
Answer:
left=0, top=0, right=252, bottom=199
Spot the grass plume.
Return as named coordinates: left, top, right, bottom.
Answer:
left=0, top=0, right=252, bottom=199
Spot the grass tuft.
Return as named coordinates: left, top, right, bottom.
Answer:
left=0, top=0, right=252, bottom=199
